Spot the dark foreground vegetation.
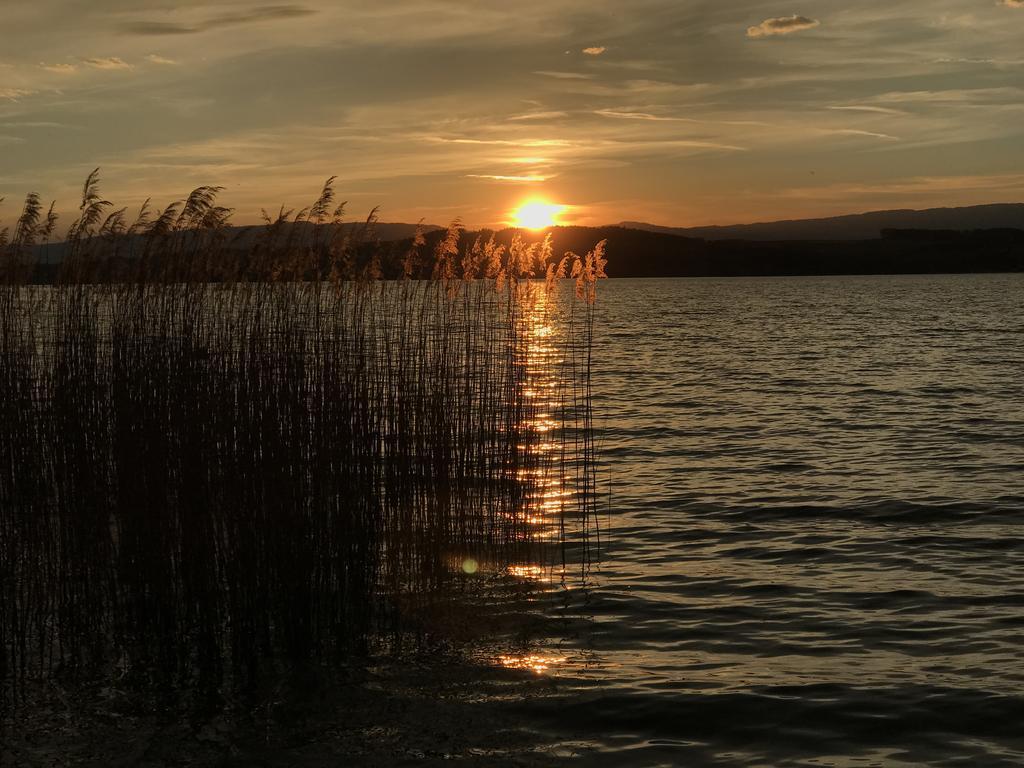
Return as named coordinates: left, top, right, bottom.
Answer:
left=0, top=173, right=606, bottom=721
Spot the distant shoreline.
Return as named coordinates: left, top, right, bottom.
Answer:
left=22, top=224, right=1024, bottom=282
left=503, top=226, right=1024, bottom=280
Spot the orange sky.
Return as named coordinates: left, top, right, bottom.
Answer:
left=2, top=1, right=1023, bottom=229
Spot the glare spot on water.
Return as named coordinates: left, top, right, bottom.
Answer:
left=499, top=653, right=567, bottom=675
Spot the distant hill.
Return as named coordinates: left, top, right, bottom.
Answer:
left=486, top=225, right=1024, bottom=278
left=621, top=204, right=1024, bottom=241
left=34, top=221, right=442, bottom=263
left=232, top=221, right=443, bottom=244
left=23, top=222, right=1024, bottom=281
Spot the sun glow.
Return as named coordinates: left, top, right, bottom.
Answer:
left=512, top=199, right=565, bottom=229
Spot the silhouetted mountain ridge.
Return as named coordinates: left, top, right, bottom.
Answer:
left=621, top=204, right=1024, bottom=241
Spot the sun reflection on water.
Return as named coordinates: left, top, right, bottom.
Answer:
left=498, top=653, right=568, bottom=675
left=506, top=563, right=567, bottom=583
left=454, top=283, right=595, bottom=680
left=515, top=285, right=573, bottom=539
left=485, top=286, right=585, bottom=676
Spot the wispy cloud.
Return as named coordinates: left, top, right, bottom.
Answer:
left=0, top=121, right=65, bottom=129
left=826, top=128, right=900, bottom=141
left=508, top=111, right=568, bottom=121
left=583, top=46, right=606, bottom=56
left=466, top=174, right=552, bottom=182
left=595, top=109, right=694, bottom=122
left=145, top=54, right=178, bottom=66
left=593, top=138, right=747, bottom=153
left=1000, top=1, right=1023, bottom=8
left=0, top=88, right=34, bottom=100
left=121, top=5, right=316, bottom=36
left=747, top=15, right=820, bottom=39
left=869, top=87, right=1023, bottom=104
left=779, top=173, right=1024, bottom=201
left=83, top=57, right=133, bottom=71
left=533, top=70, right=592, bottom=80
left=40, top=62, right=77, bottom=74
left=430, top=137, right=572, bottom=148
left=828, top=105, right=904, bottom=115
left=933, top=55, right=1024, bottom=67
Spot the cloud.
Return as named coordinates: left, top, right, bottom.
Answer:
left=828, top=105, right=904, bottom=115
left=430, top=137, right=572, bottom=148
left=826, top=128, right=900, bottom=141
left=779, top=173, right=1024, bottom=201
left=508, top=110, right=569, bottom=121
left=0, top=88, right=34, bottom=100
left=122, top=5, right=316, bottom=36
left=747, top=15, right=820, bottom=38
left=869, top=87, right=1023, bottom=104
left=533, top=70, right=593, bottom=80
left=583, top=46, right=606, bottom=56
left=40, top=62, right=77, bottom=74
left=466, top=174, right=552, bottom=182
left=83, top=57, right=133, bottom=71
left=935, top=57, right=995, bottom=65
left=145, top=54, right=178, bottom=66
left=1001, top=1, right=1023, bottom=7
left=595, top=109, right=695, bottom=122
left=0, top=121, right=65, bottom=129
left=589, top=138, right=748, bottom=154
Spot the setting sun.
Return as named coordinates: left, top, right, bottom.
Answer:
left=512, top=200, right=565, bottom=230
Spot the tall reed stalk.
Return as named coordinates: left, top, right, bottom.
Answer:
left=0, top=173, right=605, bottom=706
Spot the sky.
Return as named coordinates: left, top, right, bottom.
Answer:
left=1, top=1, right=1023, bottom=229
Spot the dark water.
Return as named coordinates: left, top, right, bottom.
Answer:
left=523, top=275, right=1024, bottom=766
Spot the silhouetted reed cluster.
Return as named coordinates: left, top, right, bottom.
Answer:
left=0, top=173, right=605, bottom=704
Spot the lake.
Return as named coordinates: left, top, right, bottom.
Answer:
left=517, top=274, right=1024, bottom=766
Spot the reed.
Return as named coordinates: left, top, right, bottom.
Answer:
left=0, top=173, right=605, bottom=706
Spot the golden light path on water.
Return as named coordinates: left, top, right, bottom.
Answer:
left=452, top=284, right=584, bottom=676
left=491, top=283, right=576, bottom=676
left=519, top=284, right=568, bottom=546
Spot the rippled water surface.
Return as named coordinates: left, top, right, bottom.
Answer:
left=528, top=275, right=1024, bottom=766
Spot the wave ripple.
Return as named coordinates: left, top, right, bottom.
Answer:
left=536, top=275, right=1024, bottom=765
